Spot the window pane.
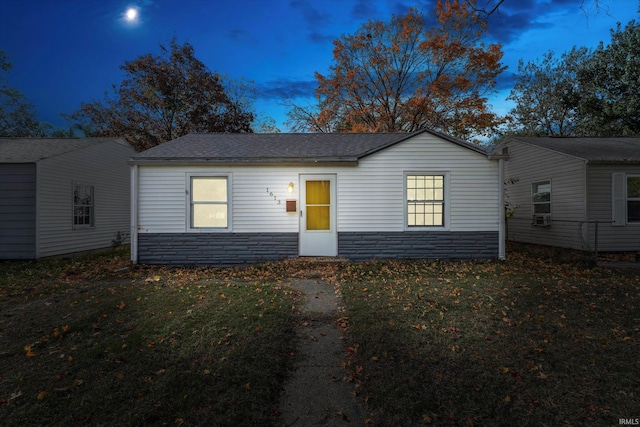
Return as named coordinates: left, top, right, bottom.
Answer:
left=533, top=204, right=551, bottom=214
left=628, top=201, right=640, bottom=223
left=306, top=181, right=330, bottom=204
left=406, top=175, right=445, bottom=226
left=307, top=206, right=330, bottom=230
left=628, top=177, right=640, bottom=198
left=532, top=181, right=551, bottom=203
left=408, top=202, right=444, bottom=227
left=74, top=185, right=94, bottom=227
left=192, top=177, right=227, bottom=202
left=193, top=204, right=227, bottom=228
left=407, top=187, right=416, bottom=200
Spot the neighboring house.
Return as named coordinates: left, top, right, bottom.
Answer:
left=493, top=137, right=640, bottom=252
left=130, top=130, right=506, bottom=266
left=0, top=137, right=135, bottom=259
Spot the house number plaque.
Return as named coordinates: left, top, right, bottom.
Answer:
left=265, top=188, right=281, bottom=205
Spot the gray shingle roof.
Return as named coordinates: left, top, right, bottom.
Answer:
left=130, top=130, right=487, bottom=164
left=504, top=137, right=640, bottom=163
left=0, top=137, right=130, bottom=163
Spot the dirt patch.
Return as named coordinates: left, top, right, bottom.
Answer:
left=279, top=279, right=365, bottom=426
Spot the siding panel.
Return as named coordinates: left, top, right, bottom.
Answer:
left=587, top=165, right=640, bottom=251
left=502, top=141, right=587, bottom=249
left=37, top=142, right=134, bottom=257
left=0, top=164, right=36, bottom=259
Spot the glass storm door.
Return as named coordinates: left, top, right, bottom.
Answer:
left=299, top=174, right=337, bottom=256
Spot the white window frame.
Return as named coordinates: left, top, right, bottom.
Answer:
left=626, top=174, right=640, bottom=224
left=186, top=173, right=231, bottom=232
left=531, top=180, right=551, bottom=216
left=73, top=182, right=95, bottom=229
left=404, top=172, right=450, bottom=231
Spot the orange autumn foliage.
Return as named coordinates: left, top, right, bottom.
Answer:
left=293, top=0, right=506, bottom=142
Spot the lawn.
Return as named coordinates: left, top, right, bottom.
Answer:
left=0, top=249, right=300, bottom=426
left=337, top=245, right=640, bottom=426
left=1, top=246, right=638, bottom=426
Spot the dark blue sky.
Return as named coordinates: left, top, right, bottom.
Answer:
left=0, top=0, right=637, bottom=132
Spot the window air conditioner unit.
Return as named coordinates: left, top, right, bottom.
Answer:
left=532, top=214, right=551, bottom=226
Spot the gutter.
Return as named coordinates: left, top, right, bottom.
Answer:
left=128, top=157, right=361, bottom=166
left=130, top=165, right=138, bottom=264
left=498, top=157, right=506, bottom=260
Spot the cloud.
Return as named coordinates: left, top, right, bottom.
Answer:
left=255, top=78, right=318, bottom=100
left=485, top=0, right=582, bottom=44
left=289, top=0, right=333, bottom=44
left=493, top=69, right=518, bottom=92
left=307, top=31, right=336, bottom=45
left=487, top=10, right=553, bottom=44
left=350, top=0, right=379, bottom=20
left=227, top=28, right=258, bottom=44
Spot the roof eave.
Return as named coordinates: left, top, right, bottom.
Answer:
left=356, top=129, right=490, bottom=159
left=129, top=157, right=360, bottom=166
left=586, top=159, right=640, bottom=165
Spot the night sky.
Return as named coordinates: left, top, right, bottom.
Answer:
left=0, top=0, right=637, bottom=133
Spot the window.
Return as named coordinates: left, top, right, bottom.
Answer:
left=627, top=176, right=640, bottom=223
left=305, top=180, right=331, bottom=230
left=73, top=184, right=94, bottom=228
left=532, top=181, right=551, bottom=214
left=406, top=175, right=444, bottom=227
left=190, top=176, right=228, bottom=229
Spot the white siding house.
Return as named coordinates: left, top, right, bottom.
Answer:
left=494, top=137, right=640, bottom=252
left=0, top=137, right=135, bottom=259
left=131, top=130, right=504, bottom=266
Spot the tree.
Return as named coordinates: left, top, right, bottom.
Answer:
left=0, top=49, right=48, bottom=137
left=577, top=20, right=640, bottom=136
left=73, top=38, right=254, bottom=151
left=287, top=1, right=505, bottom=141
left=506, top=47, right=590, bottom=137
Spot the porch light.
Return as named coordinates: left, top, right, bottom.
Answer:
left=288, top=182, right=294, bottom=194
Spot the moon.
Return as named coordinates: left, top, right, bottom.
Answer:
left=125, top=7, right=139, bottom=22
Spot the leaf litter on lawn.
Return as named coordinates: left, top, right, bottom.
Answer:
left=337, top=248, right=640, bottom=426
left=0, top=251, right=301, bottom=426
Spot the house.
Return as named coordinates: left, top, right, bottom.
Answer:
left=493, top=136, right=640, bottom=252
left=129, top=130, right=506, bottom=266
left=0, top=137, right=135, bottom=259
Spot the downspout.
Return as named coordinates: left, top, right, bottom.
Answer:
left=130, top=164, right=138, bottom=264
left=498, top=158, right=506, bottom=260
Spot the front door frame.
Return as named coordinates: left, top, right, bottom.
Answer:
left=299, top=174, right=337, bottom=257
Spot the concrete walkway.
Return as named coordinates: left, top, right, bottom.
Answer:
left=279, top=278, right=366, bottom=426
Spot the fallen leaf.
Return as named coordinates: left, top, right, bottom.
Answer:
left=24, top=346, right=36, bottom=358
left=7, top=390, right=22, bottom=402
left=36, top=391, right=47, bottom=400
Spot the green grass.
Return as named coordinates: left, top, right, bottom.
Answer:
left=0, top=251, right=299, bottom=426
left=337, top=246, right=640, bottom=426
left=2, top=246, right=639, bottom=426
